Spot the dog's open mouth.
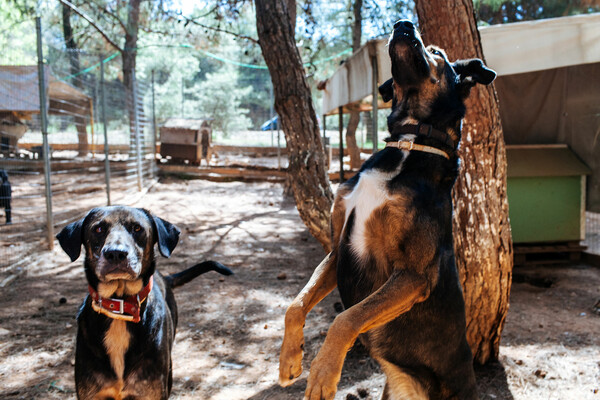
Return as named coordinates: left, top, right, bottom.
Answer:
left=389, top=21, right=430, bottom=87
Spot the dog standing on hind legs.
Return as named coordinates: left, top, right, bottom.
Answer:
left=279, top=19, right=496, bottom=400
left=57, top=206, right=232, bottom=400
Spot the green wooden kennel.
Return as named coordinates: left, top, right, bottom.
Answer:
left=506, top=144, right=591, bottom=244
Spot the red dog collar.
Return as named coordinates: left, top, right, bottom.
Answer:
left=88, top=276, right=153, bottom=323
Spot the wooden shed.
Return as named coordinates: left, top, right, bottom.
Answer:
left=0, top=65, right=92, bottom=153
left=159, top=118, right=212, bottom=165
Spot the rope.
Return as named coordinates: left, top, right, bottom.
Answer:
left=58, top=52, right=119, bottom=81
left=57, top=43, right=352, bottom=80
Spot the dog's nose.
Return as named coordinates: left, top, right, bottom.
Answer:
left=103, top=248, right=128, bottom=264
left=394, top=20, right=414, bottom=31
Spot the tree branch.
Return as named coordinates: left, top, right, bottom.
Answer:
left=94, top=0, right=128, bottom=33
left=177, top=16, right=259, bottom=44
left=58, top=0, right=124, bottom=53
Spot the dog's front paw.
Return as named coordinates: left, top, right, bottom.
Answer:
left=279, top=310, right=305, bottom=386
left=303, top=352, right=343, bottom=400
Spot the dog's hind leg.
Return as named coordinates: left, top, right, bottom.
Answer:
left=279, top=252, right=337, bottom=387
left=304, top=269, right=430, bottom=400
left=378, top=360, right=428, bottom=400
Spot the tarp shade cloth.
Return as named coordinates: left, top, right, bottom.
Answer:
left=321, top=40, right=391, bottom=116
left=496, top=63, right=600, bottom=211
left=479, top=13, right=600, bottom=76
left=0, top=65, right=91, bottom=114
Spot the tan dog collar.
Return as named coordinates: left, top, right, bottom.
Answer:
left=386, top=140, right=450, bottom=160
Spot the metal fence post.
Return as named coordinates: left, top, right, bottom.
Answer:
left=277, top=124, right=281, bottom=170
left=100, top=55, right=111, bottom=205
left=151, top=70, right=157, bottom=162
left=131, top=69, right=143, bottom=191
left=270, top=83, right=274, bottom=147
left=181, top=76, right=184, bottom=118
left=36, top=17, right=54, bottom=250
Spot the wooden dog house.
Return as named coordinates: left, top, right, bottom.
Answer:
left=159, top=118, right=212, bottom=165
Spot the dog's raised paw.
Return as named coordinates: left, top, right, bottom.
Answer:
left=278, top=358, right=303, bottom=387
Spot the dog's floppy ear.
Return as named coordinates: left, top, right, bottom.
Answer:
left=57, top=216, right=85, bottom=262
left=453, top=58, right=496, bottom=97
left=146, top=210, right=180, bottom=258
left=378, top=78, right=394, bottom=102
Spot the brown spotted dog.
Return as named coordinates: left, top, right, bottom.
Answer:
left=57, top=206, right=232, bottom=400
left=279, top=20, right=496, bottom=400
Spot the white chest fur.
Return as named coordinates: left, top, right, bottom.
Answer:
left=342, top=164, right=405, bottom=260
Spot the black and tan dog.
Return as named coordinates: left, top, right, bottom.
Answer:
left=0, top=169, right=12, bottom=224
left=279, top=20, right=496, bottom=400
left=57, top=206, right=232, bottom=400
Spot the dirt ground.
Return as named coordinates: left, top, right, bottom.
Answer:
left=0, top=177, right=598, bottom=399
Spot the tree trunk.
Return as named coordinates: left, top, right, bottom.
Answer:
left=62, top=3, right=89, bottom=157
left=345, top=0, right=363, bottom=169
left=122, top=0, right=140, bottom=96
left=255, top=0, right=334, bottom=250
left=286, top=0, right=296, bottom=33
left=123, top=0, right=141, bottom=156
left=415, top=0, right=513, bottom=364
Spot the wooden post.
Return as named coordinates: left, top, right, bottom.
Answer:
left=371, top=55, right=378, bottom=153
left=339, top=107, right=344, bottom=182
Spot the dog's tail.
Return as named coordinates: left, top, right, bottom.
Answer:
left=164, top=261, right=233, bottom=289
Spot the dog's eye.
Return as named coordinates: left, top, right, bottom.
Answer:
left=94, top=225, right=103, bottom=234
left=133, top=224, right=142, bottom=233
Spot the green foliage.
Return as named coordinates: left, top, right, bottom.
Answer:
left=10, top=0, right=599, bottom=139
left=194, top=65, right=253, bottom=135
left=0, top=1, right=37, bottom=64
left=474, top=0, right=600, bottom=25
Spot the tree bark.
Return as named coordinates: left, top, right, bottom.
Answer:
left=122, top=0, right=141, bottom=156
left=345, top=0, right=363, bottom=170
left=255, top=0, right=334, bottom=250
left=62, top=3, right=89, bottom=157
left=122, top=0, right=141, bottom=96
left=286, top=0, right=296, bottom=33
left=415, top=0, right=513, bottom=364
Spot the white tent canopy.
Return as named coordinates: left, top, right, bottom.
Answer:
left=321, top=13, right=600, bottom=115
left=321, top=40, right=390, bottom=116
left=479, top=13, right=600, bottom=76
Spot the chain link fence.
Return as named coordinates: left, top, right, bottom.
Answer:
left=2, top=18, right=598, bottom=277
left=1, top=18, right=155, bottom=272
